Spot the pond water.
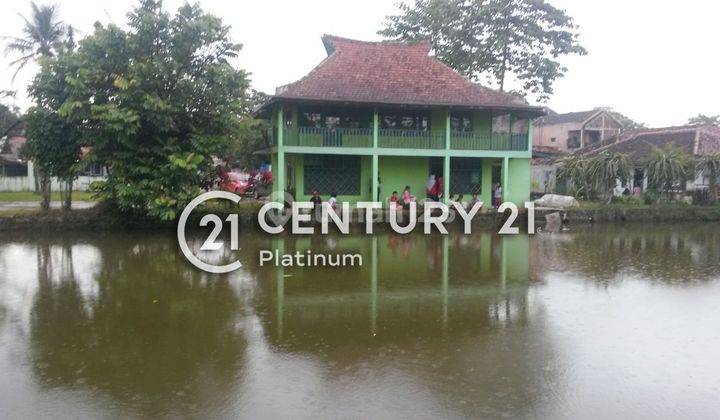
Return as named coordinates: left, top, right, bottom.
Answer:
left=1, top=224, right=719, bottom=418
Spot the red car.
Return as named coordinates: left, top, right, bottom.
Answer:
left=217, top=170, right=252, bottom=194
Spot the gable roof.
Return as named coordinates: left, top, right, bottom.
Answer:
left=534, top=110, right=599, bottom=126
left=261, top=35, right=544, bottom=116
left=579, top=125, right=720, bottom=161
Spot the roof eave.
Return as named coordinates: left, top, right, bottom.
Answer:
left=254, top=95, right=546, bottom=118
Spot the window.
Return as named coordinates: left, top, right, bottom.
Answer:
left=451, top=112, right=473, bottom=132
left=380, top=111, right=430, bottom=130
left=82, top=163, right=105, bottom=177
left=0, top=162, right=28, bottom=177
left=304, top=155, right=361, bottom=195
left=450, top=158, right=482, bottom=194
left=550, top=137, right=556, bottom=143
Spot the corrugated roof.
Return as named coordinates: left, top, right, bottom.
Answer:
left=534, top=110, right=599, bottom=126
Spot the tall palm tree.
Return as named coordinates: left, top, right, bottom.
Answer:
left=646, top=145, right=692, bottom=199
left=556, top=154, right=593, bottom=200
left=589, top=151, right=632, bottom=203
left=696, top=154, right=720, bottom=203
left=3, top=2, right=69, bottom=80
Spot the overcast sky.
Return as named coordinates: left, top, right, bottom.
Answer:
left=1, top=0, right=718, bottom=127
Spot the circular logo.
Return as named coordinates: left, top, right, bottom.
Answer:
left=177, top=191, right=242, bottom=273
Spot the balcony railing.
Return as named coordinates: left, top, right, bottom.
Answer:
left=272, top=127, right=529, bottom=152
left=451, top=132, right=528, bottom=151
left=284, top=127, right=373, bottom=148
left=378, top=129, right=444, bottom=149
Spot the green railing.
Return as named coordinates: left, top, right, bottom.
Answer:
left=451, top=132, right=528, bottom=151
left=284, top=127, right=373, bottom=148
left=378, top=129, right=445, bottom=149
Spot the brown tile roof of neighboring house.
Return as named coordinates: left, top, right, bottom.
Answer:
left=534, top=110, right=599, bottom=126
left=579, top=125, right=720, bottom=161
left=265, top=35, right=544, bottom=115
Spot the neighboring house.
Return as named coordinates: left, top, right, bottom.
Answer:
left=0, top=136, right=107, bottom=192
left=580, top=125, right=720, bottom=193
left=531, top=146, right=564, bottom=195
left=533, top=109, right=623, bottom=152
left=255, top=35, right=544, bottom=206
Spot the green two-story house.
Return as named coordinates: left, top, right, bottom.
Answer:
left=256, top=35, right=544, bottom=206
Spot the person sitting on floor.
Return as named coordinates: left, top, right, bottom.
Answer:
left=401, top=186, right=416, bottom=207
left=389, top=191, right=400, bottom=210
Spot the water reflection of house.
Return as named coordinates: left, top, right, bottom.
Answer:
left=257, top=233, right=531, bottom=344
left=0, top=136, right=107, bottom=191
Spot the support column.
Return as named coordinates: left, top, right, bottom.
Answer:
left=444, top=110, right=451, bottom=202
left=502, top=156, right=510, bottom=202
left=527, top=119, right=533, bottom=153
left=372, top=109, right=379, bottom=202
left=443, top=155, right=450, bottom=203
left=276, top=106, right=285, bottom=200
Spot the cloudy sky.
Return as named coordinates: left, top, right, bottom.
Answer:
left=1, top=0, right=718, bottom=127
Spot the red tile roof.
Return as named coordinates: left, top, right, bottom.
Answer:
left=268, top=35, right=543, bottom=114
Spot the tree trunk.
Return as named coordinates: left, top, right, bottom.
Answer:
left=40, top=173, right=51, bottom=212
left=63, top=180, right=73, bottom=211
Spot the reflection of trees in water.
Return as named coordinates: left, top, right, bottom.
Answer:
left=532, top=224, right=720, bottom=283
left=29, top=233, right=246, bottom=417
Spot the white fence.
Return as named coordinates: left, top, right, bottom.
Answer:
left=0, top=161, right=106, bottom=192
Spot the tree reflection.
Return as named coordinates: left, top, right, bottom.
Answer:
left=29, top=234, right=245, bottom=417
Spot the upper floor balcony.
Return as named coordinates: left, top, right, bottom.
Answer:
left=270, top=105, right=530, bottom=153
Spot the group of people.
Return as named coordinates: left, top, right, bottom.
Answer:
left=310, top=190, right=337, bottom=211
left=307, top=177, right=503, bottom=212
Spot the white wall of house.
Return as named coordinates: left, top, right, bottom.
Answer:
left=0, top=161, right=107, bottom=192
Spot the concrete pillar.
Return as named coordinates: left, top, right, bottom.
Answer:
left=444, top=110, right=451, bottom=202
left=372, top=109, right=379, bottom=202
left=502, top=156, right=510, bottom=202
left=276, top=106, right=285, bottom=199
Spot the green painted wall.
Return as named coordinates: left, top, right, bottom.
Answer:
left=430, top=109, right=446, bottom=131
left=473, top=110, right=492, bottom=136
left=506, top=158, right=531, bottom=205
left=379, top=156, right=429, bottom=202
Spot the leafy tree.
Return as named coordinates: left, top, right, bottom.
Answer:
left=556, top=154, right=593, bottom=200
left=687, top=114, right=720, bottom=126
left=379, top=0, right=586, bottom=101
left=695, top=154, right=720, bottom=203
left=3, top=2, right=72, bottom=80
left=588, top=151, right=632, bottom=202
left=0, top=101, right=22, bottom=152
left=646, top=146, right=692, bottom=198
left=23, top=48, right=82, bottom=211
left=23, top=107, right=82, bottom=210
left=57, top=0, right=250, bottom=220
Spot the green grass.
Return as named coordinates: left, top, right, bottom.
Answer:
left=0, top=191, right=97, bottom=202
left=0, top=208, right=41, bottom=217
